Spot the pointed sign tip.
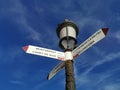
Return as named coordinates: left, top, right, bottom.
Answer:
left=22, top=46, right=28, bottom=52
left=102, top=28, right=109, bottom=35
left=47, top=74, right=51, bottom=80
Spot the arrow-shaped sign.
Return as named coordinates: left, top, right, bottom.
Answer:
left=72, top=28, right=109, bottom=58
left=47, top=28, right=109, bottom=80
left=47, top=61, right=65, bottom=80
left=22, top=45, right=65, bottom=61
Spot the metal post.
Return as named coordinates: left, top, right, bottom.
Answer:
left=65, top=60, right=76, bottom=90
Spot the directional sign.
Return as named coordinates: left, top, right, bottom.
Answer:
left=72, top=28, right=109, bottom=58
left=47, top=61, right=65, bottom=80
left=47, top=28, right=109, bottom=80
left=22, top=45, right=65, bottom=61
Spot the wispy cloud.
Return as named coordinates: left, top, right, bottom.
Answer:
left=101, top=83, right=120, bottom=90
left=75, top=51, right=120, bottom=89
left=34, top=81, right=49, bottom=90
left=0, top=0, right=44, bottom=44
left=92, top=46, right=106, bottom=57
left=112, top=30, right=120, bottom=43
left=12, top=0, right=59, bottom=48
left=0, top=46, right=22, bottom=63
left=10, top=80, right=24, bottom=85
left=74, top=17, right=105, bottom=32
left=80, top=52, right=120, bottom=76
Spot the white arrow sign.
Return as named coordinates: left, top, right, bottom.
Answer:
left=72, top=28, right=109, bottom=58
left=22, top=45, right=65, bottom=61
left=47, top=61, right=65, bottom=80
left=47, top=28, right=109, bottom=80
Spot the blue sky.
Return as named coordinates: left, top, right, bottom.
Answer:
left=0, top=0, right=120, bottom=90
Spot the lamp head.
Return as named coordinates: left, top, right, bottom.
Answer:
left=56, top=19, right=79, bottom=51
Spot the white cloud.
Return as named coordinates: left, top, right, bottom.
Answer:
left=0, top=46, right=22, bottom=63
left=81, top=52, right=120, bottom=76
left=10, top=80, right=24, bottom=85
left=6, top=0, right=59, bottom=48
left=75, top=51, right=120, bottom=89
left=74, top=17, right=105, bottom=30
left=102, top=83, right=120, bottom=90
left=34, top=81, right=51, bottom=90
left=92, top=46, right=106, bottom=57
left=113, top=31, right=120, bottom=43
left=0, top=0, right=43, bottom=43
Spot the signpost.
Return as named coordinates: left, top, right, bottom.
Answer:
left=47, top=28, right=109, bottom=80
left=72, top=28, right=109, bottom=58
left=22, top=19, right=109, bottom=90
left=23, top=45, right=65, bottom=61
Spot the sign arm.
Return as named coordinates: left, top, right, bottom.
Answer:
left=22, top=45, right=65, bottom=61
left=47, top=61, right=65, bottom=80
left=72, top=28, right=109, bottom=58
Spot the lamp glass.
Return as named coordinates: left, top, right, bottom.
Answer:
left=61, top=39, right=76, bottom=50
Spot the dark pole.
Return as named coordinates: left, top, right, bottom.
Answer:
left=64, top=20, right=76, bottom=90
left=65, top=60, right=76, bottom=90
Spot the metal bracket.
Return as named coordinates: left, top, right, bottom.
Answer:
left=65, top=51, right=73, bottom=61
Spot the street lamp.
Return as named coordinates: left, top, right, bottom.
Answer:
left=56, top=19, right=79, bottom=90
left=23, top=18, right=109, bottom=90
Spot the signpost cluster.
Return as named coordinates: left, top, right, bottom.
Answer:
left=23, top=19, right=109, bottom=90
